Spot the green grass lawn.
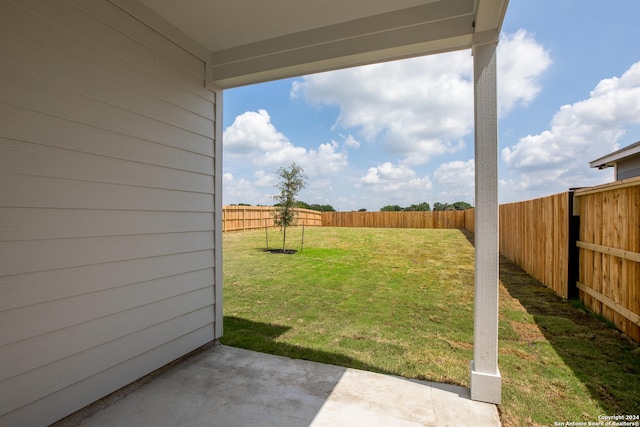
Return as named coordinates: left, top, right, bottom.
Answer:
left=221, top=227, right=640, bottom=427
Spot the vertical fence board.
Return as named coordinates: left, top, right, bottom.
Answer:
left=603, top=191, right=614, bottom=322
left=594, top=192, right=604, bottom=315
left=610, top=189, right=622, bottom=330
left=630, top=187, right=640, bottom=341
left=632, top=187, right=640, bottom=342
left=582, top=191, right=594, bottom=311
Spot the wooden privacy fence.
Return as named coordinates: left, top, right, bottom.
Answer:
left=222, top=206, right=322, bottom=232
left=464, top=208, right=475, bottom=234
left=499, top=192, right=570, bottom=298
left=497, top=180, right=640, bottom=342
left=321, top=210, right=469, bottom=230
left=574, top=177, right=640, bottom=341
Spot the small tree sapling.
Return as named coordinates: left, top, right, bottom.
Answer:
left=272, top=162, right=307, bottom=252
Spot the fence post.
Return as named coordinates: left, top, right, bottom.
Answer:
left=567, top=189, right=581, bottom=300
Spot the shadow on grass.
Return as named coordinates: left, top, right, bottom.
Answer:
left=460, top=229, right=476, bottom=247
left=220, top=316, right=399, bottom=377
left=498, top=256, right=640, bottom=415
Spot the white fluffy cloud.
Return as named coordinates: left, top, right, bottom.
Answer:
left=223, top=109, right=306, bottom=167
left=223, top=172, right=272, bottom=205
left=502, top=60, right=640, bottom=195
left=358, top=162, right=432, bottom=196
left=291, top=52, right=472, bottom=165
left=361, top=162, right=416, bottom=184
left=304, top=141, right=348, bottom=175
left=291, top=30, right=550, bottom=165
left=343, top=134, right=361, bottom=148
left=223, top=109, right=350, bottom=176
left=223, top=109, right=355, bottom=205
left=433, top=159, right=475, bottom=203
left=434, top=159, right=474, bottom=184
left=497, top=30, right=552, bottom=116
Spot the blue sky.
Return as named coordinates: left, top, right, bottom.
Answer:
left=222, top=0, right=640, bottom=211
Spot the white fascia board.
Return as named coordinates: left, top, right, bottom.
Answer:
left=473, top=0, right=509, bottom=33
left=212, top=35, right=472, bottom=88
left=210, top=16, right=473, bottom=88
left=589, top=141, right=640, bottom=169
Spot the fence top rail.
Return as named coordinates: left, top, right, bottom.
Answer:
left=223, top=206, right=321, bottom=213
left=574, top=176, right=640, bottom=197
left=498, top=191, right=568, bottom=207
left=223, top=205, right=274, bottom=210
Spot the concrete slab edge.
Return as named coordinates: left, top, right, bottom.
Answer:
left=51, top=340, right=221, bottom=426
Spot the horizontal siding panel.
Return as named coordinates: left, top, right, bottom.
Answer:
left=0, top=250, right=214, bottom=311
left=0, top=231, right=214, bottom=276
left=0, top=325, right=214, bottom=427
left=2, top=0, right=205, bottom=94
left=0, top=173, right=214, bottom=211
left=0, top=0, right=219, bottom=424
left=0, top=307, right=214, bottom=417
left=0, top=104, right=213, bottom=174
left=0, top=285, right=214, bottom=382
left=0, top=38, right=213, bottom=138
left=0, top=139, right=214, bottom=193
left=74, top=0, right=205, bottom=74
left=0, top=8, right=213, bottom=119
left=0, top=208, right=214, bottom=241
left=68, top=0, right=205, bottom=79
left=0, top=268, right=214, bottom=347
left=0, top=69, right=214, bottom=157
left=109, top=0, right=213, bottom=63
left=1, top=68, right=213, bottom=157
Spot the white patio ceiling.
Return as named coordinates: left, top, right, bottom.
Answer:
left=131, top=0, right=508, bottom=88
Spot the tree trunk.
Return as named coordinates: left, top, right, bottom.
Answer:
left=282, top=226, right=287, bottom=251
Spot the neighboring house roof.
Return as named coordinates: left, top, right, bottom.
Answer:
left=590, top=140, right=640, bottom=169
left=129, top=0, right=509, bottom=88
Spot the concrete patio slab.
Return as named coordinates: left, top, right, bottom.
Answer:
left=69, top=345, right=500, bottom=427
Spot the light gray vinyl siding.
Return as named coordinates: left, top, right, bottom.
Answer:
left=616, top=155, right=640, bottom=180
left=0, top=0, right=217, bottom=425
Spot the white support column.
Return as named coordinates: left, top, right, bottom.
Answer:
left=470, top=35, right=501, bottom=404
left=213, top=88, right=224, bottom=339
